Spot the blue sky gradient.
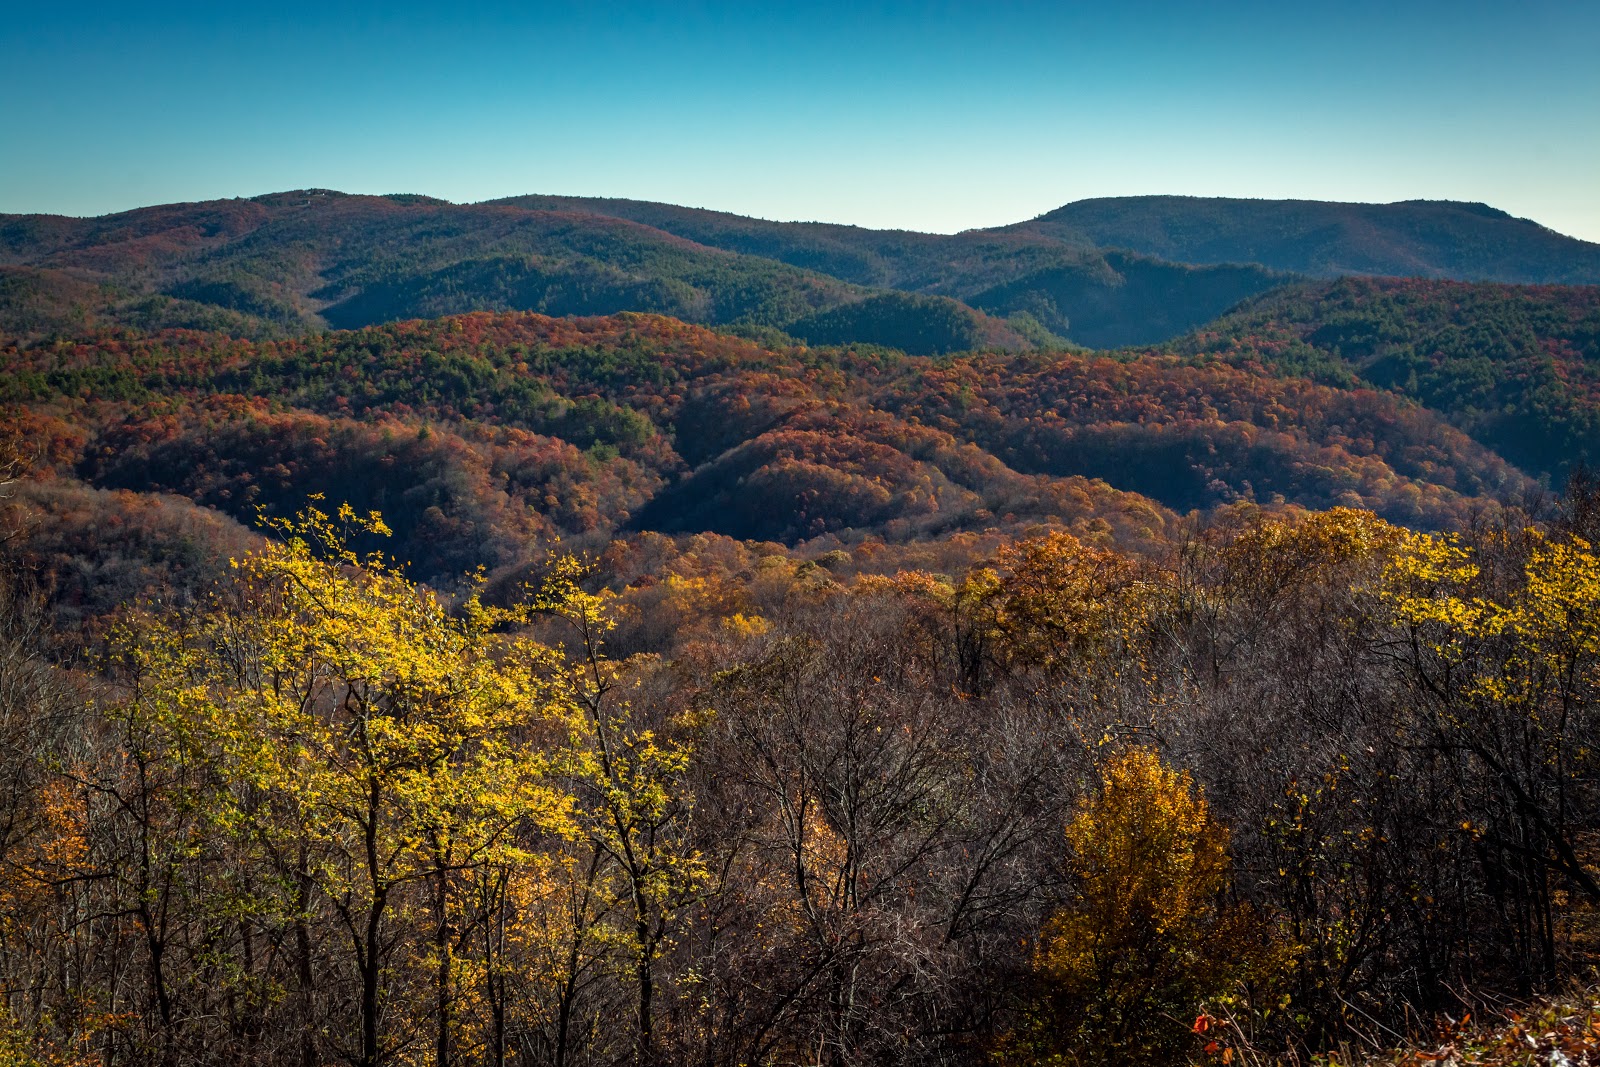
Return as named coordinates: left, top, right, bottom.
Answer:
left=3, top=1, right=1598, bottom=240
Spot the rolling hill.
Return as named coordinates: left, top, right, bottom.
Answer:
left=1, top=288, right=1550, bottom=604
left=0, top=191, right=901, bottom=340
left=498, top=193, right=1296, bottom=346
left=3, top=188, right=1595, bottom=364
left=1009, top=195, right=1600, bottom=284
left=1177, top=276, right=1600, bottom=480
left=0, top=190, right=1292, bottom=350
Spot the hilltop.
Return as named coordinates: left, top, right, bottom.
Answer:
left=498, top=193, right=1293, bottom=346
left=0, top=190, right=1275, bottom=351
left=1011, top=194, right=1600, bottom=284
left=6, top=189, right=1594, bottom=354
left=1181, top=276, right=1600, bottom=480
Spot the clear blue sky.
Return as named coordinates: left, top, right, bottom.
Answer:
left=3, top=0, right=1598, bottom=240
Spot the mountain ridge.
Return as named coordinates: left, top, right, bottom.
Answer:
left=1010, top=194, right=1600, bottom=283
left=2, top=190, right=1595, bottom=355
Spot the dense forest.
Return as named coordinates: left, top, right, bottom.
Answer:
left=0, top=297, right=1555, bottom=595
left=1011, top=196, right=1600, bottom=284
left=4, top=451, right=1600, bottom=1067
left=17, top=187, right=1597, bottom=355
left=1, top=236, right=1599, bottom=1066
left=498, top=193, right=1600, bottom=290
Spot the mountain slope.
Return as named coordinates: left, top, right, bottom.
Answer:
left=0, top=191, right=1031, bottom=354
left=1, top=307, right=1534, bottom=587
left=498, top=193, right=1292, bottom=346
left=0, top=190, right=1299, bottom=350
left=1009, top=195, right=1600, bottom=284
left=6, top=190, right=1595, bottom=355
left=1177, top=276, right=1600, bottom=480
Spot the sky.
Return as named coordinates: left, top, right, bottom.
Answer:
left=3, top=1, right=1599, bottom=241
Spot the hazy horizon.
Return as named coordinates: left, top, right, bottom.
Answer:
left=4, top=1, right=1598, bottom=240
left=9, top=187, right=1600, bottom=247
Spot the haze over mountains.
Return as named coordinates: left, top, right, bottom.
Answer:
left=4, top=190, right=1597, bottom=353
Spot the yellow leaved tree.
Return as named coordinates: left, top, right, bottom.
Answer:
left=111, top=501, right=581, bottom=1067
left=1382, top=529, right=1600, bottom=984
left=1005, top=748, right=1276, bottom=1066
left=527, top=557, right=707, bottom=1067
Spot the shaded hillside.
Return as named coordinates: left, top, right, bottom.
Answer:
left=501, top=193, right=1291, bottom=345
left=1180, top=277, right=1600, bottom=480
left=967, top=251, right=1293, bottom=347
left=0, top=190, right=1292, bottom=351
left=784, top=292, right=1033, bottom=354
left=1012, top=195, right=1600, bottom=284
left=1, top=191, right=1031, bottom=352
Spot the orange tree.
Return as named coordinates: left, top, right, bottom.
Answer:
left=1005, top=748, right=1279, bottom=1066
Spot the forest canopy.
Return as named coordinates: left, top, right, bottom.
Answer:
left=2, top=268, right=1599, bottom=1066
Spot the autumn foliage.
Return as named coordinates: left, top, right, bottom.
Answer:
left=1, top=284, right=1600, bottom=1065
left=1002, top=749, right=1269, bottom=1066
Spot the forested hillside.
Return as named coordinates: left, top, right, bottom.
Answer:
left=498, top=194, right=1294, bottom=346
left=3, top=442, right=1599, bottom=1066
left=0, top=188, right=1295, bottom=351
left=6, top=274, right=1593, bottom=627
left=1, top=295, right=1544, bottom=600
left=1014, top=195, right=1600, bottom=283
left=1183, top=277, right=1600, bottom=479
left=2, top=262, right=1599, bottom=1066
left=0, top=192, right=898, bottom=342
left=9, top=189, right=1596, bottom=356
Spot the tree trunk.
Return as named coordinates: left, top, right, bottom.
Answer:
left=435, top=865, right=452, bottom=1067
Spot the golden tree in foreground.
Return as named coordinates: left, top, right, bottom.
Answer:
left=110, top=502, right=579, bottom=1067
left=1006, top=748, right=1275, bottom=1066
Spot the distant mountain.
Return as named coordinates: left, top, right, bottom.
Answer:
left=499, top=194, right=1292, bottom=346
left=0, top=191, right=1294, bottom=351
left=1008, top=195, right=1600, bottom=284
left=0, top=190, right=904, bottom=341
left=4, top=190, right=1594, bottom=354
left=0, top=191, right=1081, bottom=352
left=496, top=193, right=1101, bottom=291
